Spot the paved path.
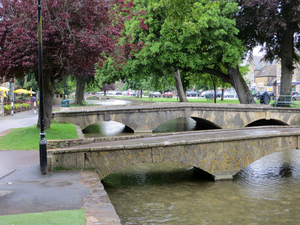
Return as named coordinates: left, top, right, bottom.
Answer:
left=0, top=106, right=121, bottom=224
left=0, top=109, right=38, bottom=133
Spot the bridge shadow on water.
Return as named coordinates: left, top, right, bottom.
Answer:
left=102, top=162, right=213, bottom=188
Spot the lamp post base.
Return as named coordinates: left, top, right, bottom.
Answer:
left=39, top=135, right=47, bottom=175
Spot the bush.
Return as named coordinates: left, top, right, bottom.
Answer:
left=4, top=105, right=11, bottom=110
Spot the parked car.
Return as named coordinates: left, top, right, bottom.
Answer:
left=200, top=91, right=213, bottom=97
left=291, top=91, right=298, bottom=96
left=186, top=91, right=198, bottom=97
left=216, top=91, right=222, bottom=98
left=115, top=91, right=123, bottom=95
left=122, top=91, right=133, bottom=96
left=153, top=92, right=161, bottom=97
left=224, top=92, right=236, bottom=98
left=163, top=92, right=173, bottom=98
left=292, top=93, right=300, bottom=101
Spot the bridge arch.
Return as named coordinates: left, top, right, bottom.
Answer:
left=245, top=118, right=289, bottom=127
left=82, top=121, right=134, bottom=136
left=152, top=117, right=221, bottom=133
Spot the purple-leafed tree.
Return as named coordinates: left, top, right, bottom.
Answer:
left=236, top=0, right=300, bottom=96
left=100, top=83, right=116, bottom=96
left=0, top=0, right=134, bottom=128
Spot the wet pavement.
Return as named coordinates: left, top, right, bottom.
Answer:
left=0, top=109, right=38, bottom=133
left=0, top=106, right=121, bottom=224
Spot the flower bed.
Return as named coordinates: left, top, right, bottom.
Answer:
left=3, top=102, right=32, bottom=116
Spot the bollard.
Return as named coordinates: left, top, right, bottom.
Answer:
left=11, top=101, right=13, bottom=116
left=34, top=101, right=36, bottom=114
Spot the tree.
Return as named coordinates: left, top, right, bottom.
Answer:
left=100, top=0, right=255, bottom=104
left=236, top=0, right=300, bottom=96
left=0, top=0, right=132, bottom=128
left=100, top=84, right=116, bottom=96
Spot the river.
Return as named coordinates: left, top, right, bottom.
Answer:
left=84, top=100, right=300, bottom=224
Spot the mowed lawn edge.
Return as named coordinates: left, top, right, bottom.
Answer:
left=0, top=209, right=86, bottom=225
left=0, top=123, right=78, bottom=150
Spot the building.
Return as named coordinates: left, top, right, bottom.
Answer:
left=244, top=54, right=300, bottom=94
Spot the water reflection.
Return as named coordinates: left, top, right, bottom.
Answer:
left=83, top=121, right=134, bottom=138
left=83, top=117, right=214, bottom=138
left=104, top=149, right=300, bottom=224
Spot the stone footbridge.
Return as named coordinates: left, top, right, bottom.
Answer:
left=48, top=127, right=300, bottom=181
left=52, top=103, right=300, bottom=133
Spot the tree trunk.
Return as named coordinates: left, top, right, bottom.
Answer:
left=173, top=70, right=188, bottom=102
left=202, top=67, right=256, bottom=104
left=280, top=26, right=294, bottom=96
left=227, top=66, right=256, bottom=104
left=140, top=89, right=143, bottom=98
left=75, top=75, right=85, bottom=105
left=221, top=88, right=224, bottom=101
left=37, top=73, right=54, bottom=130
left=211, top=75, right=217, bottom=103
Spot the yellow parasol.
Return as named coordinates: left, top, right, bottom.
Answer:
left=0, top=87, right=10, bottom=92
left=29, top=88, right=36, bottom=96
left=13, top=89, right=30, bottom=94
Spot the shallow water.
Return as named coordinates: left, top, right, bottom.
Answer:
left=83, top=117, right=200, bottom=138
left=103, top=149, right=300, bottom=225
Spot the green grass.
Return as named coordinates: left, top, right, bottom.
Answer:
left=114, top=96, right=242, bottom=104
left=0, top=209, right=86, bottom=225
left=0, top=124, right=78, bottom=150
left=70, top=100, right=87, bottom=107
left=114, top=96, right=300, bottom=107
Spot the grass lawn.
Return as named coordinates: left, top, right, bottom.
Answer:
left=70, top=100, right=87, bottom=107
left=0, top=123, right=78, bottom=150
left=114, top=96, right=244, bottom=104
left=0, top=209, right=86, bottom=225
left=114, top=96, right=300, bottom=107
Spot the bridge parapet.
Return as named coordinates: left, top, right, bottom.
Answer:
left=52, top=103, right=300, bottom=132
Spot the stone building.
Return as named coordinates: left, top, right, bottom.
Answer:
left=244, top=54, right=300, bottom=94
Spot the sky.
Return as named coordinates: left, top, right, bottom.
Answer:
left=253, top=46, right=264, bottom=56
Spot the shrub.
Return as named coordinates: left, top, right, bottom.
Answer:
left=4, top=105, right=10, bottom=110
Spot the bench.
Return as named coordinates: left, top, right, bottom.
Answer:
left=205, top=94, right=213, bottom=100
left=273, top=95, right=298, bottom=107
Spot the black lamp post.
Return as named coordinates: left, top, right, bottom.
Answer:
left=37, top=0, right=47, bottom=175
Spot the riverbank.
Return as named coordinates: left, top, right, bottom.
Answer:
left=0, top=105, right=121, bottom=225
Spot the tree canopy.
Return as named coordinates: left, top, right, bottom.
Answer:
left=0, top=0, right=133, bottom=128
left=96, top=0, right=255, bottom=103
left=236, top=0, right=300, bottom=95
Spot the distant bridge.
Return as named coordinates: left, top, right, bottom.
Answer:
left=47, top=127, right=300, bottom=181
left=52, top=103, right=300, bottom=133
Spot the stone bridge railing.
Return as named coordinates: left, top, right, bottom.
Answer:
left=52, top=103, right=300, bottom=132
left=47, top=127, right=300, bottom=181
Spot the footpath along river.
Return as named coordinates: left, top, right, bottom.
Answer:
left=84, top=99, right=300, bottom=224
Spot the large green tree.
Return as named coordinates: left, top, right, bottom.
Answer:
left=236, top=0, right=300, bottom=96
left=97, top=0, right=255, bottom=104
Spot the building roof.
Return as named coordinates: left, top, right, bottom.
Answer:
left=256, top=65, right=277, bottom=77
left=252, top=56, right=264, bottom=71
